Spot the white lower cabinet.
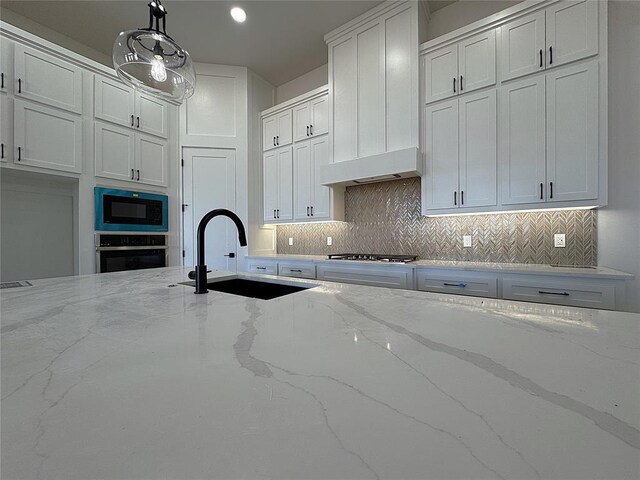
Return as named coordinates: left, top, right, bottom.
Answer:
left=416, top=269, right=498, bottom=298
left=95, top=121, right=168, bottom=187
left=14, top=98, right=82, bottom=173
left=278, top=262, right=316, bottom=280
left=502, top=275, right=616, bottom=310
left=316, top=264, right=413, bottom=290
left=247, top=260, right=278, bottom=275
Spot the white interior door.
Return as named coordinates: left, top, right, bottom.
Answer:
left=183, top=147, right=237, bottom=272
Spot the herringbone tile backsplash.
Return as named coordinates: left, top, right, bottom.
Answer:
left=276, top=178, right=597, bottom=265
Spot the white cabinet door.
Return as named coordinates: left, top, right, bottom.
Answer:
left=546, top=61, right=598, bottom=202
left=276, top=146, right=293, bottom=221
left=424, top=44, right=458, bottom=103
left=263, top=150, right=279, bottom=222
left=276, top=110, right=292, bottom=147
left=309, top=94, right=328, bottom=137
left=14, top=45, right=82, bottom=113
left=135, top=92, right=168, bottom=138
left=331, top=35, right=357, bottom=162
left=546, top=0, right=598, bottom=68
left=423, top=99, right=459, bottom=210
left=1, top=94, right=10, bottom=162
left=14, top=99, right=82, bottom=173
left=135, top=134, right=168, bottom=187
left=316, top=264, right=413, bottom=290
left=0, top=38, right=11, bottom=94
left=500, top=76, right=546, bottom=205
left=310, top=135, right=330, bottom=219
left=357, top=22, right=385, bottom=158
left=292, top=102, right=310, bottom=142
left=95, top=122, right=135, bottom=182
left=500, top=11, right=545, bottom=82
left=293, top=140, right=312, bottom=220
left=459, top=90, right=497, bottom=208
left=263, top=115, right=278, bottom=151
left=458, top=30, right=496, bottom=94
left=94, top=76, right=134, bottom=128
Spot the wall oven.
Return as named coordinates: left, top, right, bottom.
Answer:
left=95, top=187, right=168, bottom=232
left=96, top=234, right=168, bottom=273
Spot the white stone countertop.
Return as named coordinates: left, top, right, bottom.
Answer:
left=2, top=267, right=639, bottom=479
left=247, top=254, right=634, bottom=279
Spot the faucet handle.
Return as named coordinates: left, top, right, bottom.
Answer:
left=188, top=269, right=210, bottom=280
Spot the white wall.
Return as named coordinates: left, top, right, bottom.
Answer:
left=425, top=1, right=521, bottom=41
left=598, top=0, right=640, bottom=313
left=275, top=64, right=328, bottom=104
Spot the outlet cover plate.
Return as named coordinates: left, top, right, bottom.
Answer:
left=327, top=236, right=333, bottom=246
left=554, top=233, right=566, bottom=248
left=288, top=237, right=293, bottom=246
left=463, top=235, right=472, bottom=248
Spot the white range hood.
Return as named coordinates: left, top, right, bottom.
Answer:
left=320, top=147, right=422, bottom=187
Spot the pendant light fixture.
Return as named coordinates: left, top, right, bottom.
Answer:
left=113, top=1, right=196, bottom=103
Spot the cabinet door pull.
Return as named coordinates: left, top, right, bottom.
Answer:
left=310, top=206, right=313, bottom=216
left=276, top=135, right=279, bottom=145
left=460, top=76, right=463, bottom=91
left=444, top=282, right=466, bottom=288
left=550, top=181, right=553, bottom=199
left=454, top=191, right=457, bottom=206
left=136, top=169, right=140, bottom=181
left=461, top=190, right=464, bottom=205
left=1, top=72, right=4, bottom=89
left=307, top=206, right=310, bottom=216
left=136, top=116, right=140, bottom=128
left=549, top=46, right=553, bottom=65
left=131, top=115, right=134, bottom=126
left=1, top=143, right=4, bottom=159
left=453, top=77, right=456, bottom=93
left=540, top=49, right=543, bottom=68
left=538, top=290, right=569, bottom=296
left=131, top=168, right=135, bottom=180
left=290, top=269, right=302, bottom=273
left=277, top=209, right=280, bottom=218
left=310, top=124, right=313, bottom=135
left=307, top=125, right=309, bottom=136
left=256, top=266, right=267, bottom=270
left=17, top=146, right=21, bottom=161
left=540, top=183, right=544, bottom=200
left=18, top=78, right=22, bottom=94
left=273, top=209, right=276, bottom=219
left=273, top=137, right=275, bottom=146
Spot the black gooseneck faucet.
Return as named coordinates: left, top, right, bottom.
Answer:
left=191, top=209, right=247, bottom=294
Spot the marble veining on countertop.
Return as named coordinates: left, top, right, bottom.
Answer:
left=1, top=267, right=639, bottom=479
left=247, top=254, right=633, bottom=279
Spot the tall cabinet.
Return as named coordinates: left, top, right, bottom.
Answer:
left=421, top=0, right=606, bottom=215
left=261, top=87, right=344, bottom=224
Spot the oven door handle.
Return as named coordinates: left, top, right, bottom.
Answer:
left=96, top=245, right=169, bottom=251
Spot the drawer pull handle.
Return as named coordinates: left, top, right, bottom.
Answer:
left=538, top=290, right=569, bottom=296
left=256, top=267, right=267, bottom=270
left=444, top=282, right=466, bottom=288
left=290, top=269, right=302, bottom=273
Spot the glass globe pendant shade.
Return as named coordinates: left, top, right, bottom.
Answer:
left=112, top=1, right=196, bottom=103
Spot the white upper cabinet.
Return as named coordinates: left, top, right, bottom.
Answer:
left=501, top=0, right=597, bottom=82
left=14, top=98, right=82, bottom=173
left=262, top=110, right=292, bottom=151
left=293, top=141, right=312, bottom=220
left=500, top=75, right=546, bottom=205
left=1, top=38, right=11, bottom=94
left=424, top=30, right=496, bottom=104
left=0, top=94, right=10, bottom=162
left=263, top=149, right=279, bottom=221
left=546, top=61, right=598, bottom=202
left=310, top=136, right=331, bottom=219
left=95, top=76, right=168, bottom=138
left=545, top=0, right=598, bottom=69
left=458, top=30, right=496, bottom=94
left=136, top=134, right=168, bottom=187
left=14, top=44, right=83, bottom=114
left=95, top=76, right=135, bottom=128
left=500, top=11, right=546, bottom=82
left=263, top=146, right=293, bottom=222
left=292, top=94, right=328, bottom=142
left=327, top=1, right=418, bottom=163
left=293, top=135, right=331, bottom=221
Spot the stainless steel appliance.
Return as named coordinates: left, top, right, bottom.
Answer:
left=96, top=234, right=168, bottom=273
left=326, top=254, right=417, bottom=263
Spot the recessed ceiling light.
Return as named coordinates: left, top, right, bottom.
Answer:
left=230, top=7, right=246, bottom=23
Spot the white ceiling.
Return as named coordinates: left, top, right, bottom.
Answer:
left=2, top=0, right=390, bottom=87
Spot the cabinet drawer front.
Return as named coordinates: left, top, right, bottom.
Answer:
left=278, top=263, right=316, bottom=279
left=316, top=265, right=412, bottom=290
left=247, top=261, right=278, bottom=275
left=417, top=270, right=498, bottom=298
left=502, top=276, right=615, bottom=310
left=15, top=45, right=83, bottom=114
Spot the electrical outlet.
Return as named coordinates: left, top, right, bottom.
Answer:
left=327, top=236, right=332, bottom=246
left=554, top=233, right=566, bottom=248
left=288, top=237, right=293, bottom=246
left=463, top=235, right=472, bottom=248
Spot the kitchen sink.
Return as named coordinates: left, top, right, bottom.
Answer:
left=181, top=277, right=313, bottom=300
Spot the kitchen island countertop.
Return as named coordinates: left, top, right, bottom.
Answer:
left=1, top=267, right=639, bottom=479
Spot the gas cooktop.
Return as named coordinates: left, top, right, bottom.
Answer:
left=326, top=253, right=417, bottom=263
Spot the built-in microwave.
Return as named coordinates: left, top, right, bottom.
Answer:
left=95, top=187, right=168, bottom=232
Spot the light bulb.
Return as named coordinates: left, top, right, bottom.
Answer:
left=151, top=54, right=167, bottom=82
left=230, top=7, right=246, bottom=23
